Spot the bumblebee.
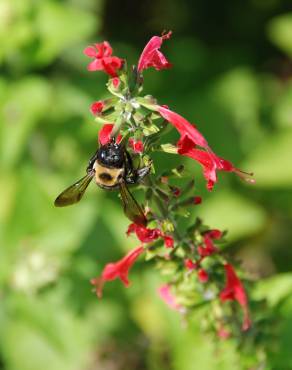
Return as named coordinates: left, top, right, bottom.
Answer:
left=54, top=139, right=151, bottom=225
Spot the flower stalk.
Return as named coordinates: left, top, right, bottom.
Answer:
left=83, top=32, right=255, bottom=339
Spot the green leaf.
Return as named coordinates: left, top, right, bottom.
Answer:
left=254, top=273, right=292, bottom=307
left=273, top=83, right=292, bottom=129
left=267, top=13, right=292, bottom=57
left=35, top=2, right=97, bottom=65
left=0, top=77, right=51, bottom=168
left=196, top=191, right=267, bottom=241
left=242, top=130, right=292, bottom=187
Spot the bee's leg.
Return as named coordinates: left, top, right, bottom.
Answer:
left=136, top=163, right=152, bottom=180
left=86, top=151, right=98, bottom=174
left=125, top=162, right=152, bottom=184
left=125, top=150, right=135, bottom=173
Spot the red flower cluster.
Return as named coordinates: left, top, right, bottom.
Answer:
left=220, top=263, right=251, bottom=331
left=84, top=41, right=123, bottom=77
left=86, top=34, right=252, bottom=334
left=198, top=229, right=221, bottom=257
left=127, top=223, right=174, bottom=248
left=184, top=229, right=222, bottom=285
left=91, top=246, right=144, bottom=298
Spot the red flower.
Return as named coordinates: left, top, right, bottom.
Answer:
left=159, top=106, right=209, bottom=149
left=91, top=246, right=144, bottom=298
left=171, top=187, right=181, bottom=197
left=112, top=77, right=120, bottom=88
left=137, top=31, right=172, bottom=73
left=207, top=229, right=222, bottom=239
left=193, top=196, right=202, bottom=205
left=127, top=223, right=161, bottom=243
left=98, top=124, right=122, bottom=145
left=184, top=259, right=198, bottom=270
left=84, top=41, right=123, bottom=77
left=178, top=140, right=254, bottom=191
left=198, top=268, right=209, bottom=283
left=163, top=235, right=174, bottom=248
left=127, top=223, right=174, bottom=248
left=220, top=263, right=251, bottom=331
left=90, top=101, right=104, bottom=115
left=217, top=326, right=231, bottom=340
left=128, top=138, right=144, bottom=153
left=197, top=234, right=218, bottom=257
left=158, top=284, right=184, bottom=312
left=156, top=107, right=254, bottom=190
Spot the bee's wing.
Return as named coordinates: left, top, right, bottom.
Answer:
left=54, top=173, right=94, bottom=207
left=119, top=181, right=147, bottom=226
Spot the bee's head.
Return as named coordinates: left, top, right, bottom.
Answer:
left=97, top=141, right=124, bottom=168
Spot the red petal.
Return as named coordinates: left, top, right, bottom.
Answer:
left=193, top=196, right=202, bottom=205
left=101, top=41, right=113, bottom=57
left=87, top=59, right=104, bottom=71
left=137, top=32, right=172, bottom=73
left=206, top=229, right=222, bottom=239
left=184, top=259, right=198, bottom=270
left=158, top=284, right=183, bottom=311
left=220, top=263, right=251, bottom=331
left=128, top=138, right=144, bottom=153
left=135, top=224, right=161, bottom=243
left=180, top=148, right=217, bottom=190
left=158, top=106, right=209, bottom=148
left=177, top=134, right=196, bottom=154
left=98, top=124, right=122, bottom=145
left=92, top=246, right=144, bottom=297
left=198, top=268, right=209, bottom=283
left=163, top=235, right=174, bottom=248
left=112, top=77, right=120, bottom=88
left=90, top=101, right=105, bottom=115
left=102, top=57, right=124, bottom=77
left=83, top=46, right=97, bottom=57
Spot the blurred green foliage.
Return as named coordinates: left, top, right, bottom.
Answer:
left=0, top=0, right=292, bottom=369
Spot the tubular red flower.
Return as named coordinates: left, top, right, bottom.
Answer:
left=98, top=124, right=122, bottom=145
left=128, top=138, right=144, bottom=153
left=198, top=268, right=209, bottom=283
left=159, top=106, right=209, bottom=149
left=155, top=109, right=254, bottom=190
left=207, top=229, right=222, bottom=239
left=197, top=233, right=218, bottom=257
left=112, top=77, right=120, bottom=88
left=127, top=223, right=161, bottom=243
left=158, top=284, right=183, bottom=312
left=137, top=31, right=172, bottom=73
left=84, top=41, right=123, bottom=77
left=91, top=246, right=144, bottom=298
left=193, top=196, right=202, bottom=205
left=163, top=235, right=174, bottom=248
left=217, top=326, right=231, bottom=340
left=220, top=263, right=251, bottom=331
left=127, top=223, right=174, bottom=248
left=179, top=146, right=253, bottom=191
left=90, top=101, right=104, bottom=115
left=184, top=259, right=198, bottom=270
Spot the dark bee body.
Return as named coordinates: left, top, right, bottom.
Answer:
left=54, top=139, right=151, bottom=225
left=91, top=141, right=125, bottom=190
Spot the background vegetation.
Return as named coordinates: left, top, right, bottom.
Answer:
left=1, top=0, right=292, bottom=369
